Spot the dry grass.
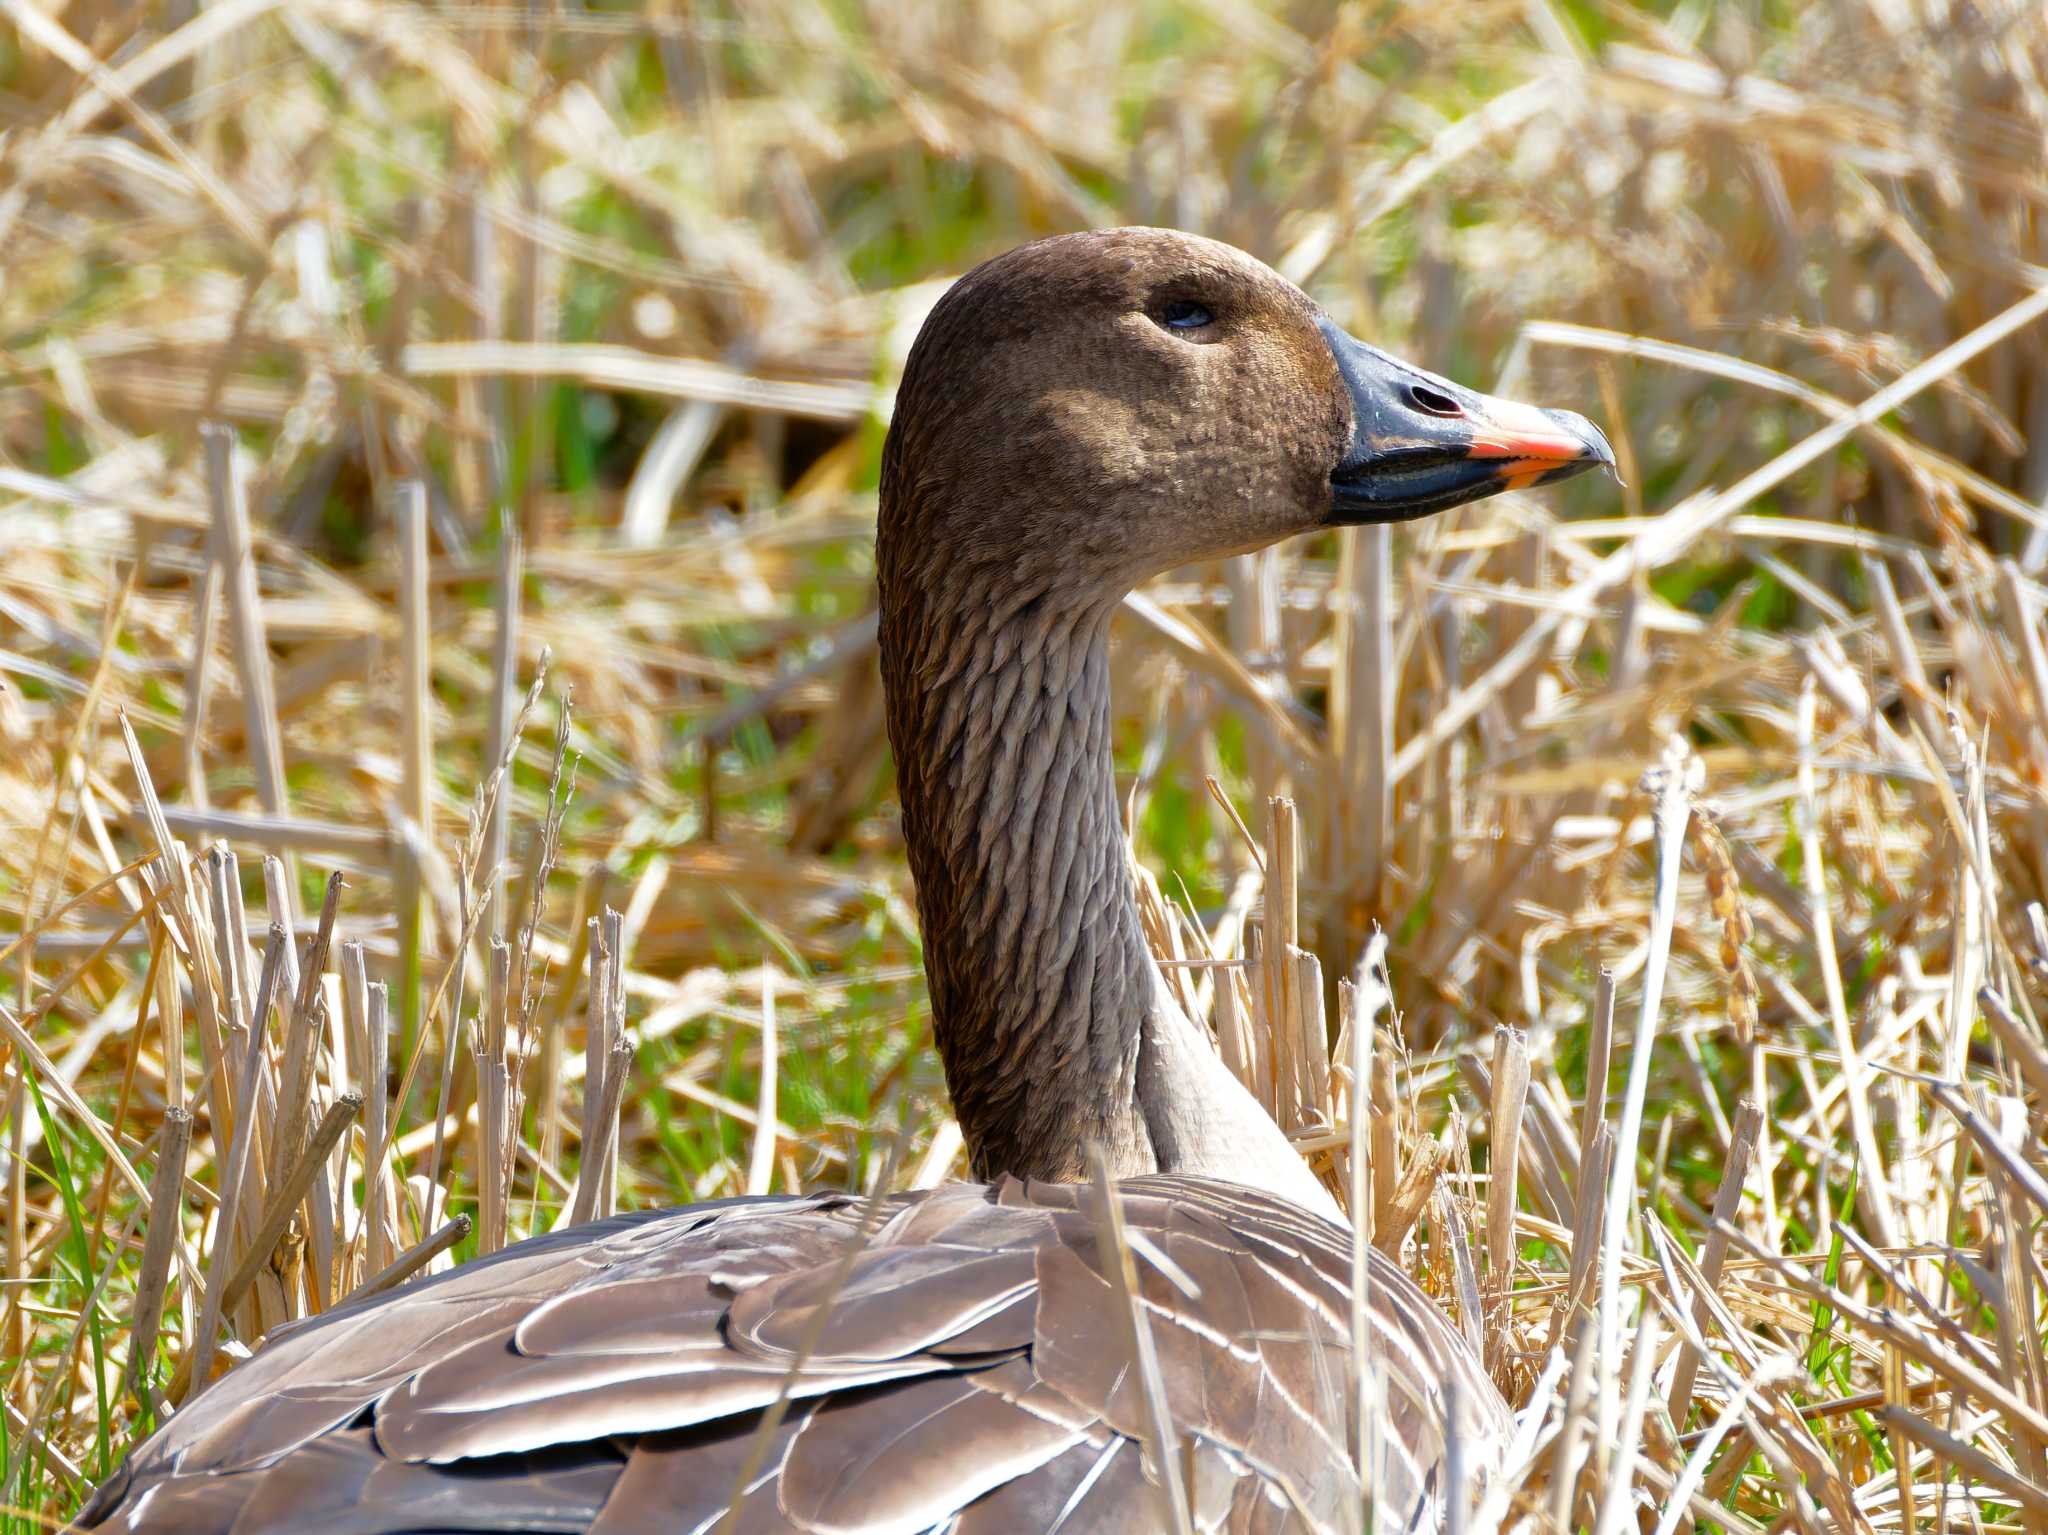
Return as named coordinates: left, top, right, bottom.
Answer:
left=4, top=0, right=2048, bottom=1530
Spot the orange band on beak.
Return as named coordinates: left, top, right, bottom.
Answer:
left=1463, top=397, right=1594, bottom=466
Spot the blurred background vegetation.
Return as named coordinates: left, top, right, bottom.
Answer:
left=5, top=0, right=2048, bottom=1528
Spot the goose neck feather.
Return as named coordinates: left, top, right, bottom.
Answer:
left=880, top=571, right=1151, bottom=1183
left=878, top=554, right=1339, bottom=1217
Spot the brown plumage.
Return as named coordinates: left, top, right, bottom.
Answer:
left=81, top=228, right=1611, bottom=1534
left=81, top=1181, right=1499, bottom=1533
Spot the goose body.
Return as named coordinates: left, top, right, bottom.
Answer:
left=83, top=228, right=1609, bottom=1533
left=82, top=1180, right=1505, bottom=1533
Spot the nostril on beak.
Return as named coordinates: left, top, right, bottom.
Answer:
left=1408, top=384, right=1463, bottom=418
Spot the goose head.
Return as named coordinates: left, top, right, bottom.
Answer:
left=881, top=225, right=1612, bottom=603
left=878, top=227, right=1612, bottom=1195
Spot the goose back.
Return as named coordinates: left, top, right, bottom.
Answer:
left=80, top=1178, right=1504, bottom=1534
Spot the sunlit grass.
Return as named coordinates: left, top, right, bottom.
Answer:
left=4, top=0, right=2048, bottom=1529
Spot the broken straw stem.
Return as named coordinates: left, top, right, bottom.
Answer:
left=1597, top=738, right=1697, bottom=1386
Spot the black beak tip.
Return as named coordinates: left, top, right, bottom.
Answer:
left=1550, top=407, right=1617, bottom=477
left=1510, top=408, right=1618, bottom=495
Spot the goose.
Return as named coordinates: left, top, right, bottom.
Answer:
left=80, top=227, right=1611, bottom=1535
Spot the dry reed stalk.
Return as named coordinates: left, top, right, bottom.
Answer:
left=1214, top=945, right=1254, bottom=1096
left=1264, top=796, right=1303, bottom=1128
left=577, top=914, right=612, bottom=1173
left=179, top=505, right=222, bottom=816
left=1980, top=985, right=2048, bottom=1104
left=590, top=1039, right=633, bottom=1222
left=239, top=919, right=288, bottom=1336
left=1666, top=1097, right=1762, bottom=1426
left=1226, top=551, right=1285, bottom=817
left=1374, top=1139, right=1444, bottom=1259
left=1795, top=676, right=1900, bottom=1247
left=564, top=908, right=631, bottom=1225
left=1333, top=522, right=1394, bottom=923
left=299, top=993, right=340, bottom=1314
left=532, top=863, right=591, bottom=1208
left=1343, top=938, right=1388, bottom=1510
left=353, top=1214, right=473, bottom=1303
left=1597, top=739, right=1696, bottom=1374
left=746, top=970, right=778, bottom=1198
left=1085, top=1146, right=1194, bottom=1535
left=217, top=1094, right=359, bottom=1328
left=1547, top=1120, right=1615, bottom=1359
left=476, top=938, right=512, bottom=1255
left=568, top=929, right=632, bottom=1234
left=9, top=8, right=2048, bottom=1526
left=269, top=875, right=339, bottom=1255
left=1546, top=1312, right=1599, bottom=1532
left=201, top=426, right=289, bottom=883
left=1293, top=948, right=1330, bottom=1134
left=362, top=982, right=395, bottom=1278
left=395, top=480, right=433, bottom=1062
left=184, top=989, right=271, bottom=1402
left=1435, top=1163, right=1485, bottom=1363
left=1369, top=1044, right=1400, bottom=1238
left=1482, top=1025, right=1528, bottom=1377
left=126, top=1106, right=190, bottom=1409
left=473, top=1051, right=504, bottom=1255
left=1591, top=1307, right=1662, bottom=1535
left=483, top=521, right=522, bottom=939
left=155, top=1103, right=350, bottom=1407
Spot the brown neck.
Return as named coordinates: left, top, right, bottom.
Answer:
left=878, top=558, right=1156, bottom=1182
left=876, top=440, right=1344, bottom=1217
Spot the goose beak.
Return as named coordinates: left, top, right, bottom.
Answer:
left=1319, top=317, right=1615, bottom=524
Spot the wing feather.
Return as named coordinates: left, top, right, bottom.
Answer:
left=81, top=1176, right=1506, bottom=1535
left=778, top=1366, right=1087, bottom=1534
left=588, top=1407, right=808, bottom=1535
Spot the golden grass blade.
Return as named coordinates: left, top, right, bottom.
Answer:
left=1393, top=276, right=2048, bottom=787
left=1666, top=1097, right=1762, bottom=1425
left=1265, top=797, right=1301, bottom=1129
left=483, top=520, right=523, bottom=939
left=1333, top=524, right=1393, bottom=917
left=746, top=970, right=778, bottom=1197
left=185, top=993, right=272, bottom=1401
left=395, top=480, right=433, bottom=1060
left=127, top=1106, right=191, bottom=1409
left=400, top=341, right=876, bottom=422
left=8, top=12, right=2048, bottom=1527
left=1598, top=739, right=1697, bottom=1373
left=203, top=425, right=291, bottom=845
left=1086, top=1145, right=1195, bottom=1535
left=1483, top=1025, right=1529, bottom=1377
left=219, top=1094, right=360, bottom=1327
left=1883, top=1408, right=2048, bottom=1519
left=0, top=1003, right=151, bottom=1204
left=1795, top=677, right=1899, bottom=1246
left=1346, top=940, right=1380, bottom=1510
left=353, top=1214, right=473, bottom=1303
left=362, top=982, right=394, bottom=1279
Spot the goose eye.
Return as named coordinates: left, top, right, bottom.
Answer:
left=1408, top=383, right=1463, bottom=417
left=1162, top=300, right=1214, bottom=331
